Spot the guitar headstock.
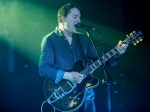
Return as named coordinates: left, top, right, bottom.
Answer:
left=124, top=31, right=144, bottom=45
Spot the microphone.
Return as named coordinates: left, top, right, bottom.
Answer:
left=74, top=23, right=97, bottom=31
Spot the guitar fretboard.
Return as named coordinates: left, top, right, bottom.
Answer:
left=80, top=46, right=119, bottom=76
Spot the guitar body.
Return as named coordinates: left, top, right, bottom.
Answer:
left=43, top=60, right=99, bottom=112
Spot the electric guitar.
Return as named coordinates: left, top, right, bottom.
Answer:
left=43, top=31, right=143, bottom=112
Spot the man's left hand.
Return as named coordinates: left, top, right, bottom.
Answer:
left=117, top=41, right=128, bottom=55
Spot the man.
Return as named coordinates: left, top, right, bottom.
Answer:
left=38, top=3, right=128, bottom=112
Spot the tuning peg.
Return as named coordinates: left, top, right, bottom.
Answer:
left=131, top=31, right=136, bottom=35
left=136, top=40, right=139, bottom=43
left=140, top=38, right=143, bottom=41
left=126, top=35, right=129, bottom=38
left=130, top=33, right=133, bottom=36
left=134, top=43, right=137, bottom=45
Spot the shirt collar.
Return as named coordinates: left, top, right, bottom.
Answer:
left=55, top=27, right=64, bottom=36
left=54, top=27, right=77, bottom=38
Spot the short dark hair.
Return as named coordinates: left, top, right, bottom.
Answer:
left=57, top=3, right=80, bottom=23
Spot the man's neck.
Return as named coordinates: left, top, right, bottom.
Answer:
left=58, top=25, right=73, bottom=38
left=63, top=30, right=73, bottom=38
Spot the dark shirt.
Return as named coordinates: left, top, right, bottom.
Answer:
left=38, top=27, right=118, bottom=100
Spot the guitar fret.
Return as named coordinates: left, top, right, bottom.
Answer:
left=114, top=47, right=118, bottom=52
left=104, top=55, right=109, bottom=61
left=85, top=67, right=92, bottom=74
left=106, top=53, right=111, bottom=58
left=83, top=61, right=101, bottom=76
left=111, top=49, right=116, bottom=54
left=97, top=60, right=101, bottom=65
left=83, top=68, right=88, bottom=75
left=89, top=65, right=95, bottom=70
left=86, top=68, right=91, bottom=74
left=84, top=70, right=90, bottom=76
left=92, top=63, right=97, bottom=68
left=82, top=66, right=93, bottom=76
left=88, top=66, right=93, bottom=72
left=108, top=51, right=114, bottom=56
left=94, top=61, right=100, bottom=67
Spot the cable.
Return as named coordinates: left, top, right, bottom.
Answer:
left=40, top=100, right=56, bottom=112
left=41, top=100, right=47, bottom=112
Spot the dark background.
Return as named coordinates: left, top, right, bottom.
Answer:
left=0, top=0, right=149, bottom=112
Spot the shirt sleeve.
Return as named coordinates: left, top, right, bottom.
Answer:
left=38, top=34, right=59, bottom=80
left=55, top=70, right=65, bottom=84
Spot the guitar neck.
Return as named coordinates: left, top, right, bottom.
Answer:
left=80, top=30, right=144, bottom=77
left=80, top=46, right=119, bottom=76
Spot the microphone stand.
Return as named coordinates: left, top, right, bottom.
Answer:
left=85, top=29, right=117, bottom=112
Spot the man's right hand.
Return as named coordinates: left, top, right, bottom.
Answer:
left=63, top=72, right=84, bottom=84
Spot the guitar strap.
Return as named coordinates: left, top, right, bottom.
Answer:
left=76, top=34, right=89, bottom=67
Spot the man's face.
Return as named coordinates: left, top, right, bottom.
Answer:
left=63, top=7, right=81, bottom=33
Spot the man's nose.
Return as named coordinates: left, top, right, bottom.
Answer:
left=77, top=18, right=81, bottom=23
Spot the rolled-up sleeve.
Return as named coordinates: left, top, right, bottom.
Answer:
left=55, top=70, right=65, bottom=84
